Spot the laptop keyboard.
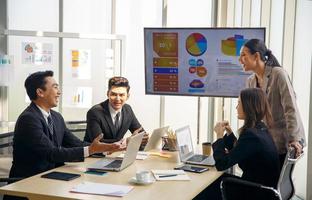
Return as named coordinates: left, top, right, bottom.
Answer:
left=105, top=160, right=122, bottom=168
left=187, top=154, right=208, bottom=162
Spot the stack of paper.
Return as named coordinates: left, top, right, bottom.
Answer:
left=71, top=181, right=133, bottom=197
left=151, top=170, right=190, bottom=181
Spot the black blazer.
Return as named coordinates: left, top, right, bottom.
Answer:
left=212, top=122, right=280, bottom=188
left=84, top=100, right=142, bottom=143
left=9, top=102, right=87, bottom=179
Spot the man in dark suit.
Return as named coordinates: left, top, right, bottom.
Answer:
left=84, top=76, right=148, bottom=147
left=6, top=71, right=124, bottom=198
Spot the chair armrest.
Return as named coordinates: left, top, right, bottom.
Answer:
left=221, top=177, right=281, bottom=200
left=288, top=152, right=304, bottom=163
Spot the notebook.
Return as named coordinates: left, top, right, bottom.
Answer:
left=144, top=126, right=169, bottom=151
left=87, top=132, right=144, bottom=172
left=175, top=126, right=215, bottom=166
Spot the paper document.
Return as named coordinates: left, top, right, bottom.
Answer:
left=117, top=151, right=149, bottom=160
left=151, top=170, right=190, bottom=181
left=71, top=181, right=133, bottom=197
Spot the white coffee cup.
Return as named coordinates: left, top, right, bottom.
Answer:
left=136, top=170, right=151, bottom=183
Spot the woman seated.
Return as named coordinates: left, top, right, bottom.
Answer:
left=213, top=88, right=280, bottom=188
left=194, top=88, right=280, bottom=200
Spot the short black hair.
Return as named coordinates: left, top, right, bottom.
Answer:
left=25, top=70, right=54, bottom=100
left=108, top=76, right=130, bottom=93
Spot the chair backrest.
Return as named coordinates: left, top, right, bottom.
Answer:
left=0, top=132, right=14, bottom=186
left=277, top=147, right=303, bottom=200
left=221, top=177, right=281, bottom=200
left=65, top=121, right=87, bottom=140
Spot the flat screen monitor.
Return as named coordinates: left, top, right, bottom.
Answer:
left=144, top=28, right=265, bottom=97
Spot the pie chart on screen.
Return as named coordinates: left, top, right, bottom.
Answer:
left=186, top=33, right=207, bottom=56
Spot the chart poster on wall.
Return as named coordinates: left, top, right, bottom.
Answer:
left=144, top=28, right=265, bottom=97
left=62, top=86, right=92, bottom=108
left=71, top=49, right=91, bottom=79
left=22, top=42, right=53, bottom=65
left=0, top=55, right=14, bottom=86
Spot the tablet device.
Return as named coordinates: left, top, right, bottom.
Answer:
left=174, top=165, right=209, bottom=173
left=41, top=171, right=81, bottom=181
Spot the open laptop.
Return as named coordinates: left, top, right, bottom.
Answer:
left=87, top=132, right=144, bottom=172
left=175, top=125, right=215, bottom=166
left=143, top=126, right=169, bottom=151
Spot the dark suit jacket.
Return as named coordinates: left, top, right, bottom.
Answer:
left=9, top=102, right=87, bottom=179
left=84, top=100, right=142, bottom=143
left=212, top=122, right=280, bottom=188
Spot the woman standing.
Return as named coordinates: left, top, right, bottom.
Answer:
left=239, top=39, right=305, bottom=162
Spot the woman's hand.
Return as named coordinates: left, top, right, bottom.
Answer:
left=222, top=121, right=233, bottom=135
left=214, top=122, right=226, bottom=139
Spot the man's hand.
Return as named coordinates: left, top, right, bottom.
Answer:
left=289, top=141, right=303, bottom=158
left=89, top=134, right=125, bottom=155
left=141, top=132, right=149, bottom=146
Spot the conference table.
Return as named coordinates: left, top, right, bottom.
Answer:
left=0, top=151, right=223, bottom=200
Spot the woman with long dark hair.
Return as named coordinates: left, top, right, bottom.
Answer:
left=194, top=88, right=280, bottom=200
left=213, top=88, right=280, bottom=188
left=239, top=39, right=305, bottom=162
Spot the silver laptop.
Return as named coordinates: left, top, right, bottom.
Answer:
left=175, top=125, right=215, bottom=166
left=87, top=132, right=144, bottom=172
left=144, top=126, right=169, bottom=151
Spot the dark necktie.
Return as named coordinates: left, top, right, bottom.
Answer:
left=47, top=115, right=54, bottom=136
left=114, top=112, right=120, bottom=132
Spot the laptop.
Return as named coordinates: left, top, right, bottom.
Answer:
left=143, top=126, right=169, bottom=151
left=175, top=125, right=215, bottom=166
left=87, top=132, right=144, bottom=172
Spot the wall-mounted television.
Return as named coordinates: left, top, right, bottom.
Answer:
left=144, top=28, right=265, bottom=97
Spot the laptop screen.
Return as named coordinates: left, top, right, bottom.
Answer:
left=175, top=126, right=194, bottom=161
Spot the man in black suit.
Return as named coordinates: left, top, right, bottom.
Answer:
left=84, top=76, right=148, bottom=147
left=7, top=71, right=124, bottom=187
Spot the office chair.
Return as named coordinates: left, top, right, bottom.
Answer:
left=220, top=147, right=303, bottom=200
left=65, top=120, right=87, bottom=140
left=0, top=132, right=23, bottom=186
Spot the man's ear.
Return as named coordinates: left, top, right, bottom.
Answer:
left=36, top=88, right=44, bottom=98
left=127, top=93, right=130, bottom=100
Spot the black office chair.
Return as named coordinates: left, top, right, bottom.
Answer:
left=0, top=132, right=24, bottom=186
left=65, top=120, right=87, bottom=140
left=220, top=147, right=303, bottom=200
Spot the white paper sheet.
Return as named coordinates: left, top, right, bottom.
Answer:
left=117, top=151, right=149, bottom=160
left=71, top=181, right=133, bottom=197
left=151, top=170, right=190, bottom=181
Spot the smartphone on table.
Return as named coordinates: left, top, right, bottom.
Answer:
left=174, top=165, right=209, bottom=173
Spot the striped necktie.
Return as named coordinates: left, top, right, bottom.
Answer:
left=47, top=115, right=54, bottom=135
left=114, top=112, right=120, bottom=132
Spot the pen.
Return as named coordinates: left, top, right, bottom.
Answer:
left=159, top=174, right=178, bottom=178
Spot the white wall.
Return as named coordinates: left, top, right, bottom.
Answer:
left=293, top=1, right=312, bottom=199
left=115, top=0, right=162, bottom=132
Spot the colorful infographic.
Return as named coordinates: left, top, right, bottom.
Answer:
left=221, top=35, right=247, bottom=56
left=152, top=32, right=179, bottom=92
left=185, top=33, right=207, bottom=56
left=145, top=28, right=265, bottom=97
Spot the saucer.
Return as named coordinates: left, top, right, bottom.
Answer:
left=129, top=177, right=155, bottom=185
